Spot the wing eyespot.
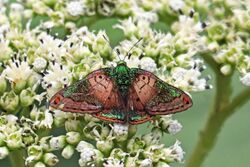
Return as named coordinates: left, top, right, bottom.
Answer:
left=54, top=96, right=61, bottom=105
left=183, top=96, right=190, bottom=104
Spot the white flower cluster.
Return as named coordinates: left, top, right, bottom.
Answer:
left=1, top=0, right=250, bottom=166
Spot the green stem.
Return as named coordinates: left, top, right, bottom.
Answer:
left=186, top=72, right=250, bottom=167
left=9, top=150, right=25, bottom=167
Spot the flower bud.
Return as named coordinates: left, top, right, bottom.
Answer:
left=71, top=46, right=91, bottom=63
left=0, top=91, right=19, bottom=112
left=49, top=135, right=66, bottom=150
left=27, top=73, right=41, bottom=87
left=155, top=161, right=170, bottom=167
left=27, top=145, right=43, bottom=160
left=0, top=132, right=6, bottom=146
left=127, top=137, right=146, bottom=153
left=43, top=153, right=59, bottom=166
left=65, top=119, right=81, bottom=132
left=39, top=136, right=51, bottom=152
left=220, top=64, right=232, bottom=75
left=144, top=145, right=165, bottom=163
left=109, top=148, right=127, bottom=161
left=61, top=145, right=74, bottom=159
left=0, top=76, right=7, bottom=94
left=12, top=79, right=27, bottom=94
left=23, top=133, right=38, bottom=146
left=32, top=57, right=47, bottom=72
left=0, top=146, right=9, bottom=159
left=23, top=9, right=33, bottom=19
left=20, top=88, right=36, bottom=107
left=92, top=32, right=111, bottom=59
left=66, top=132, right=81, bottom=145
left=0, top=43, right=12, bottom=62
left=142, top=128, right=163, bottom=146
left=96, top=139, right=114, bottom=155
left=52, top=110, right=66, bottom=127
left=79, top=148, right=103, bottom=167
left=125, top=156, right=137, bottom=167
left=83, top=122, right=110, bottom=140
left=43, top=0, right=57, bottom=6
left=6, top=130, right=24, bottom=149
left=128, top=125, right=137, bottom=138
left=34, top=162, right=46, bottom=167
left=207, top=23, right=227, bottom=41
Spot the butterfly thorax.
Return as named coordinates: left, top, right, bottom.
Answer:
left=105, top=63, right=138, bottom=99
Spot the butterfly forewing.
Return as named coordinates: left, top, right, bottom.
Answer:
left=49, top=69, right=124, bottom=114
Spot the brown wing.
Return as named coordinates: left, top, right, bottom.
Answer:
left=128, top=69, right=192, bottom=118
left=49, top=69, right=124, bottom=114
left=127, top=70, right=157, bottom=124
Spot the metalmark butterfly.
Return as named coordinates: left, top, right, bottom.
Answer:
left=49, top=40, right=192, bottom=125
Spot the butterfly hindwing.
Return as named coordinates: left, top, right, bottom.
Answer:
left=49, top=69, right=124, bottom=114
left=128, top=69, right=192, bottom=116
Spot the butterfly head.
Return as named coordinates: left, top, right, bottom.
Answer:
left=116, top=60, right=127, bottom=66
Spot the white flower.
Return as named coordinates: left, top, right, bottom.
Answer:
left=112, top=123, right=129, bottom=136
left=3, top=57, right=32, bottom=83
left=49, top=135, right=66, bottom=150
left=66, top=1, right=84, bottom=16
left=79, top=148, right=95, bottom=162
left=133, top=9, right=158, bottom=23
left=167, top=120, right=183, bottom=135
left=163, top=140, right=185, bottom=163
left=169, top=0, right=185, bottom=11
left=34, top=109, right=54, bottom=129
left=36, top=33, right=66, bottom=61
left=5, top=114, right=18, bottom=124
left=140, top=57, right=157, bottom=72
left=76, top=141, right=95, bottom=152
left=10, top=3, right=24, bottom=13
left=240, top=73, right=250, bottom=86
left=174, top=15, right=207, bottom=52
left=170, top=60, right=211, bottom=91
left=114, top=18, right=152, bottom=38
left=42, top=62, right=72, bottom=97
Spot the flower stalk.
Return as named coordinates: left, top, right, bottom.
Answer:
left=187, top=60, right=250, bottom=167
left=9, top=150, right=25, bottom=167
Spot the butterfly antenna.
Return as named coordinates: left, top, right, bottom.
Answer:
left=102, top=34, right=122, bottom=60
left=124, top=37, right=143, bottom=60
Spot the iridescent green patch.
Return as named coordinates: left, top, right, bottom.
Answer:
left=102, top=109, right=126, bottom=120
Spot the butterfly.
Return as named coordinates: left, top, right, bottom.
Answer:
left=49, top=37, right=192, bottom=124
left=49, top=59, right=192, bottom=125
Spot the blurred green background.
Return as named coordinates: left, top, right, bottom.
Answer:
left=1, top=18, right=250, bottom=167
